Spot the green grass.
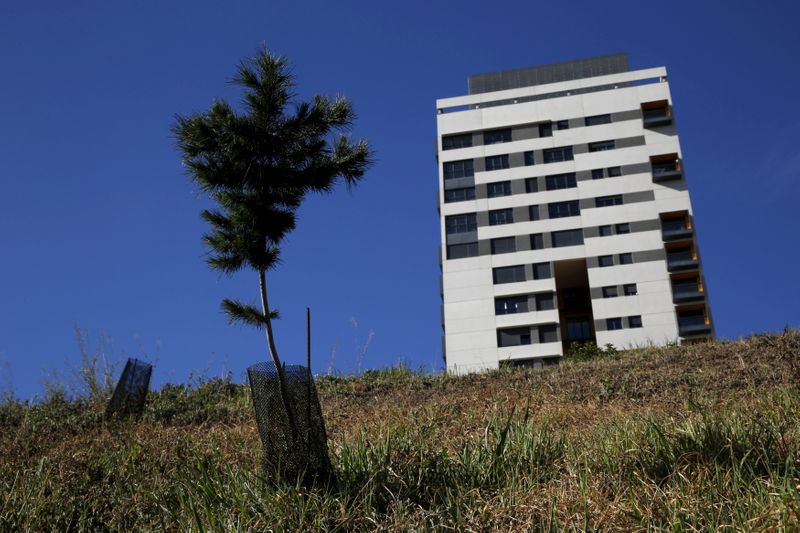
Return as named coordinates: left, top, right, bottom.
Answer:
left=2, top=331, right=800, bottom=530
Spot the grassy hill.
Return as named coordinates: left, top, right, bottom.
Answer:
left=2, top=331, right=800, bottom=531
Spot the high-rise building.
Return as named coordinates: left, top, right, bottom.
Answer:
left=436, top=54, right=713, bottom=373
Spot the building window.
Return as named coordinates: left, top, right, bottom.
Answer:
left=608, top=166, right=622, bottom=177
left=495, top=295, right=528, bottom=315
left=489, top=208, right=514, bottom=226
left=487, top=181, right=512, bottom=198
left=567, top=319, right=591, bottom=341
left=545, top=173, right=577, bottom=190
left=442, top=133, right=472, bottom=150
left=551, top=229, right=584, bottom=248
left=619, top=253, right=633, bottom=265
left=542, top=146, right=574, bottom=163
left=485, top=154, right=510, bottom=171
left=532, top=262, right=551, bottom=280
left=444, top=159, right=474, bottom=180
left=539, top=122, right=553, bottom=138
left=447, top=242, right=478, bottom=259
left=528, top=205, right=539, bottom=221
left=629, top=315, right=643, bottom=328
left=530, top=233, right=544, bottom=250
left=491, top=237, right=516, bottom=254
left=548, top=200, right=580, bottom=219
left=606, top=317, right=623, bottom=330
left=497, top=327, right=531, bottom=347
left=595, top=195, right=623, bottom=208
left=588, top=140, right=615, bottom=152
left=598, top=225, right=613, bottom=237
left=535, top=293, right=555, bottom=311
left=538, top=324, right=559, bottom=343
left=445, top=213, right=477, bottom=234
left=525, top=177, right=538, bottom=193
left=585, top=114, right=611, bottom=126
left=524, top=151, right=535, bottom=166
left=615, top=223, right=630, bottom=234
left=591, top=168, right=604, bottom=180
left=602, top=286, right=618, bottom=298
left=598, top=255, right=613, bottom=267
left=623, top=283, right=638, bottom=296
left=484, top=128, right=511, bottom=145
left=444, top=187, right=476, bottom=203
left=493, top=265, right=526, bottom=284
left=556, top=120, right=569, bottom=130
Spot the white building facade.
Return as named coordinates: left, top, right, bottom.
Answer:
left=437, top=55, right=713, bottom=374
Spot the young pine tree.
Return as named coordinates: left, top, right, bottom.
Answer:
left=173, top=48, right=372, bottom=439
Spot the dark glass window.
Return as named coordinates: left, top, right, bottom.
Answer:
left=598, top=225, right=613, bottom=237
left=595, top=195, right=623, bottom=207
left=444, top=187, right=475, bottom=203
left=615, top=223, right=630, bottom=234
left=539, top=122, right=553, bottom=138
left=629, top=315, right=643, bottom=328
left=538, top=324, right=559, bottom=343
left=491, top=237, right=516, bottom=254
left=493, top=265, right=526, bottom=284
left=567, top=319, right=591, bottom=341
left=484, top=128, right=511, bottom=145
left=556, top=120, right=569, bottom=130
left=535, top=293, right=555, bottom=311
left=528, top=205, right=539, bottom=221
left=542, top=146, right=574, bottom=163
left=524, top=151, right=535, bottom=166
left=444, top=159, right=474, bottom=180
left=585, top=114, right=611, bottom=126
left=530, top=233, right=544, bottom=250
left=525, top=177, right=538, bottom=193
left=545, top=173, right=577, bottom=190
left=548, top=200, right=580, bottom=218
left=592, top=168, right=605, bottom=180
left=532, top=262, right=551, bottom=280
left=608, top=166, right=622, bottom=177
left=495, top=295, right=528, bottom=315
left=445, top=213, right=477, bottom=234
left=489, top=208, right=514, bottom=226
left=551, top=229, right=584, bottom=248
left=598, top=255, right=614, bottom=267
left=485, top=154, right=510, bottom=171
left=588, top=140, right=615, bottom=152
left=487, top=181, right=511, bottom=198
left=619, top=253, right=633, bottom=265
left=606, top=317, right=623, bottom=330
left=447, top=242, right=478, bottom=259
left=442, top=133, right=472, bottom=150
left=623, top=283, right=638, bottom=296
left=602, top=286, right=618, bottom=298
left=497, top=327, right=531, bottom=347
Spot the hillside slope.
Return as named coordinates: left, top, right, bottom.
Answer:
left=2, top=332, right=799, bottom=531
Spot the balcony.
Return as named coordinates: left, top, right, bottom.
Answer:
left=642, top=100, right=673, bottom=128
left=672, top=287, right=705, bottom=304
left=652, top=162, right=683, bottom=182
left=662, top=225, right=693, bottom=241
left=678, top=316, right=712, bottom=337
left=667, top=251, right=698, bottom=272
left=677, top=306, right=711, bottom=337
left=643, top=108, right=672, bottom=128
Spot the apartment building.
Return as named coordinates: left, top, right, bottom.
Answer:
left=436, top=54, right=713, bottom=373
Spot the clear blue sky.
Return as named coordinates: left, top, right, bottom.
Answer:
left=1, top=1, right=798, bottom=400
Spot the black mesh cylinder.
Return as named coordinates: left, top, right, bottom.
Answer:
left=247, top=362, right=333, bottom=485
left=106, top=358, right=152, bottom=419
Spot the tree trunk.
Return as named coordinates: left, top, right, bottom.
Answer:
left=259, top=269, right=299, bottom=441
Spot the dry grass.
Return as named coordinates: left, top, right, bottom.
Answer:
left=1, top=331, right=799, bottom=531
